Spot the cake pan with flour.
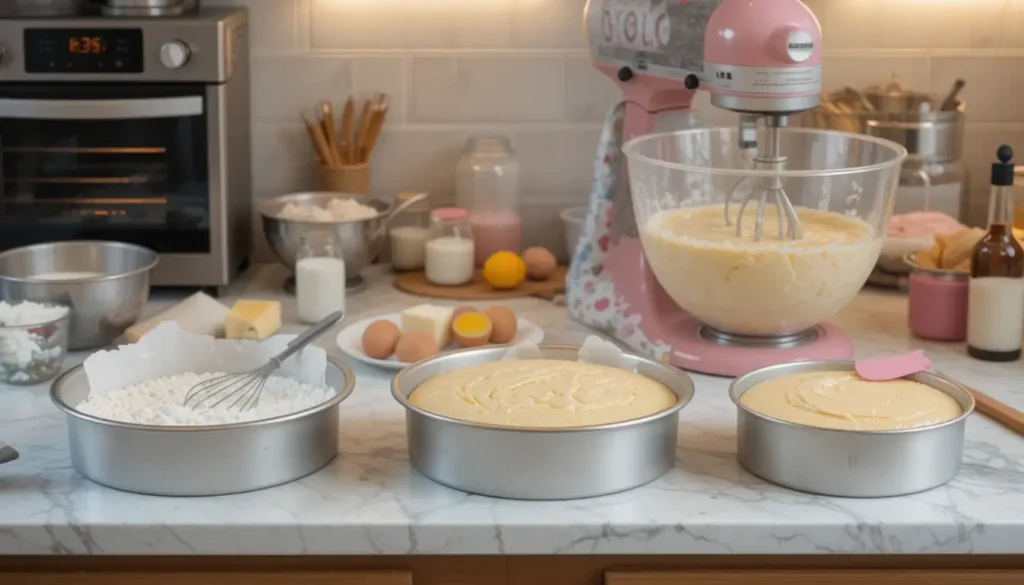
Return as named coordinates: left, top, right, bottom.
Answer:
left=392, top=345, right=695, bottom=500
left=51, top=355, right=355, bottom=496
left=730, top=360, right=975, bottom=498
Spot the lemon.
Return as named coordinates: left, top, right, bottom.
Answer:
left=483, top=251, right=526, bottom=290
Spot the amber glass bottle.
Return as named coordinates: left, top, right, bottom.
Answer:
left=967, top=145, right=1024, bottom=362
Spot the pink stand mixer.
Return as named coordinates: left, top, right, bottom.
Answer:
left=570, top=0, right=906, bottom=376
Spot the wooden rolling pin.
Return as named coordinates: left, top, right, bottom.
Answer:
left=967, top=385, right=1024, bottom=436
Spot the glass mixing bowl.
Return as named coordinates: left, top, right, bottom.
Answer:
left=623, top=127, right=907, bottom=338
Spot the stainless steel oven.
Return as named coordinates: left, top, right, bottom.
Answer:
left=0, top=7, right=251, bottom=288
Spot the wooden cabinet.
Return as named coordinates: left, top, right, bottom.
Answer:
left=606, top=570, right=1024, bottom=585
left=6, top=572, right=411, bottom=585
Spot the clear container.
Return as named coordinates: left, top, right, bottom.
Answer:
left=455, top=136, right=522, bottom=266
left=0, top=311, right=70, bottom=385
left=1014, top=166, right=1024, bottom=230
left=295, top=231, right=346, bottom=324
left=895, top=158, right=967, bottom=219
left=425, top=207, right=475, bottom=286
left=389, top=192, right=432, bottom=271
left=623, top=127, right=907, bottom=337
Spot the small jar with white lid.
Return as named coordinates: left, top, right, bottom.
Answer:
left=296, top=231, right=346, bottom=324
left=389, top=191, right=431, bottom=271
left=425, top=207, right=475, bottom=286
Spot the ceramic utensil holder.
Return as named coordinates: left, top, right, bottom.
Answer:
left=316, top=162, right=370, bottom=196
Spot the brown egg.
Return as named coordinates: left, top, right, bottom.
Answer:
left=485, top=305, right=518, bottom=344
left=450, top=305, right=477, bottom=333
left=452, top=312, right=493, bottom=348
left=361, top=320, right=401, bottom=359
left=394, top=331, right=440, bottom=363
left=522, top=246, right=558, bottom=281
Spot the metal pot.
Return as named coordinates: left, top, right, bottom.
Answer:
left=811, top=76, right=965, bottom=162
left=806, top=75, right=968, bottom=222
left=101, top=0, right=197, bottom=16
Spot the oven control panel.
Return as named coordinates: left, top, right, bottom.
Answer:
left=24, top=28, right=144, bottom=73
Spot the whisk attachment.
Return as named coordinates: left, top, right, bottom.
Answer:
left=183, top=310, right=345, bottom=413
left=724, top=116, right=804, bottom=242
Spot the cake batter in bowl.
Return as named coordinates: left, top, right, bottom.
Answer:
left=624, top=127, right=907, bottom=338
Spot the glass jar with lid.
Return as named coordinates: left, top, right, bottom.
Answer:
left=425, top=207, right=475, bottom=286
left=389, top=191, right=432, bottom=271
left=296, top=231, right=346, bottom=324
left=455, top=135, right=522, bottom=266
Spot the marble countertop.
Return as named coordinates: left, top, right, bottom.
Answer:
left=2, top=264, right=1024, bottom=556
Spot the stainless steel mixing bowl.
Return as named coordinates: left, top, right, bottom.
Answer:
left=0, top=241, right=158, bottom=350
left=259, top=192, right=392, bottom=281
left=393, top=344, right=696, bottom=500
left=730, top=360, right=975, bottom=498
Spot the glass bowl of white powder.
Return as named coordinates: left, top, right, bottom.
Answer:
left=0, top=300, right=70, bottom=385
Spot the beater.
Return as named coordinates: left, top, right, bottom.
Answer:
left=724, top=115, right=804, bottom=242
left=183, top=310, right=344, bottom=412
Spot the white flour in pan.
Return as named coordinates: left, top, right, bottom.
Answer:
left=76, top=372, right=336, bottom=426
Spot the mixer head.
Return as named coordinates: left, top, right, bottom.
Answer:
left=584, top=0, right=823, bottom=117
left=585, top=0, right=823, bottom=242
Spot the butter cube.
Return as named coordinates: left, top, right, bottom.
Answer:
left=225, top=299, right=282, bottom=340
left=401, top=304, right=454, bottom=347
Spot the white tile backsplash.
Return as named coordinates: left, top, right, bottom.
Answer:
left=410, top=54, right=567, bottom=123
left=202, top=0, right=1024, bottom=259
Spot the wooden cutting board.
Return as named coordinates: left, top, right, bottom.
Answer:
left=394, top=266, right=567, bottom=300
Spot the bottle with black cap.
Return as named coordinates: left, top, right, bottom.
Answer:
left=967, top=145, right=1024, bottom=362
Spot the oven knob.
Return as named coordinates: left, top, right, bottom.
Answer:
left=160, top=40, right=191, bottom=70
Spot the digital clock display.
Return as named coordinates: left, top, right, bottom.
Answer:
left=69, top=36, right=106, bottom=55
left=24, top=28, right=144, bottom=73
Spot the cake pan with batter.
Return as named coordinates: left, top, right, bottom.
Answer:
left=392, top=345, right=695, bottom=500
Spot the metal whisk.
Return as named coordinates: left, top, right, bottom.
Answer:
left=724, top=115, right=804, bottom=242
left=183, top=310, right=345, bottom=412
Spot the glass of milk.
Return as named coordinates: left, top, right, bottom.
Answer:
left=296, top=231, right=346, bottom=324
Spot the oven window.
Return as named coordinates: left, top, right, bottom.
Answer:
left=0, top=84, right=210, bottom=254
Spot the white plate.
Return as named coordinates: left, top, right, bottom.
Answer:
left=336, top=312, right=544, bottom=370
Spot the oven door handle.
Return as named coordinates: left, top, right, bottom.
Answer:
left=0, top=96, right=203, bottom=120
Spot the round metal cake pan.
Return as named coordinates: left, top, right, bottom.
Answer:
left=392, top=344, right=695, bottom=500
left=730, top=360, right=975, bottom=498
left=51, top=355, right=355, bottom=497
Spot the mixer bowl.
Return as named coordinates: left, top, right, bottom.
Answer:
left=623, top=127, right=907, bottom=337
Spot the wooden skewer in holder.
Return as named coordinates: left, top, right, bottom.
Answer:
left=315, top=161, right=370, bottom=196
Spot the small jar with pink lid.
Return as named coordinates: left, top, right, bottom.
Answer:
left=425, top=207, right=475, bottom=286
left=906, top=252, right=969, bottom=342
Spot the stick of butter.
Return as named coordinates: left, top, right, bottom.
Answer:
left=225, top=299, right=282, bottom=340
left=401, top=304, right=454, bottom=347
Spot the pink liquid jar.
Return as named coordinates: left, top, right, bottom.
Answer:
left=908, top=267, right=969, bottom=342
left=455, top=136, right=522, bottom=267
left=470, top=210, right=522, bottom=266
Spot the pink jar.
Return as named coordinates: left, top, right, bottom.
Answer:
left=908, top=269, right=969, bottom=341
left=455, top=136, right=522, bottom=266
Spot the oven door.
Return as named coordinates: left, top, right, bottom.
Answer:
left=0, top=84, right=209, bottom=255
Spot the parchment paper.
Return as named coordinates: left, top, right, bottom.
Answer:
left=83, top=321, right=328, bottom=397
left=502, top=335, right=633, bottom=370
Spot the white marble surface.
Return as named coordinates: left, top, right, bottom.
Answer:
left=2, top=265, right=1024, bottom=556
